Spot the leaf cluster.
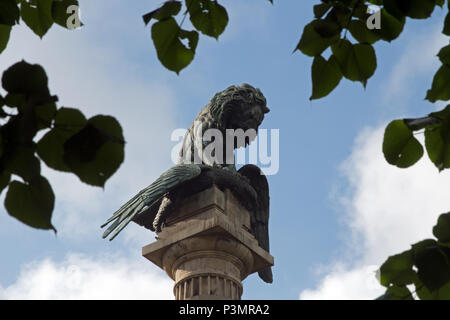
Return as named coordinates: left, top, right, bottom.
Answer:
left=142, top=0, right=230, bottom=74
left=0, top=61, right=124, bottom=231
left=0, top=0, right=83, bottom=54
left=377, top=212, right=450, bottom=300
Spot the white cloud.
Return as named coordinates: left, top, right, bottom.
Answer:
left=381, top=23, right=447, bottom=108
left=0, top=253, right=173, bottom=299
left=300, top=264, right=381, bottom=300
left=299, top=126, right=450, bottom=300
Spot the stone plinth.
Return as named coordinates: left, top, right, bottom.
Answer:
left=142, top=185, right=274, bottom=300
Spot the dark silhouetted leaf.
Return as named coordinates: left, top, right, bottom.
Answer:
left=3, top=93, right=26, bottom=109
left=62, top=115, right=124, bottom=187
left=0, top=0, right=20, bottom=26
left=425, top=106, right=450, bottom=171
left=37, top=107, right=87, bottom=172
left=0, top=24, right=12, bottom=54
left=383, top=0, right=407, bottom=21
left=187, top=0, right=228, bottom=39
left=405, top=0, right=436, bottom=19
left=310, top=55, right=342, bottom=100
left=2, top=60, right=50, bottom=101
left=383, top=0, right=435, bottom=20
left=21, top=0, right=54, bottom=38
left=4, top=145, right=41, bottom=182
left=0, top=171, right=10, bottom=195
left=383, top=120, right=424, bottom=168
left=313, top=3, right=332, bottom=19
left=433, top=212, right=450, bottom=243
left=151, top=18, right=199, bottom=74
left=35, top=102, right=57, bottom=130
left=5, top=177, right=55, bottom=231
left=412, top=239, right=450, bottom=291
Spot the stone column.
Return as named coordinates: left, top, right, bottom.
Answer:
left=142, top=185, right=274, bottom=300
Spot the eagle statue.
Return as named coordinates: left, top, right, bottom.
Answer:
left=101, top=83, right=273, bottom=283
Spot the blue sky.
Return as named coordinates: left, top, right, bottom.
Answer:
left=1, top=1, right=450, bottom=299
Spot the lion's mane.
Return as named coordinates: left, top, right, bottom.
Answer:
left=179, top=83, right=269, bottom=164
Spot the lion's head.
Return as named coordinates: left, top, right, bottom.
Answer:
left=208, top=83, right=270, bottom=132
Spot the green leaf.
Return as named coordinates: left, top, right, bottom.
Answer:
left=414, top=278, right=437, bottom=299
left=412, top=239, right=450, bottom=292
left=313, top=19, right=341, bottom=38
left=37, top=107, right=87, bottom=172
left=0, top=0, right=20, bottom=26
left=436, top=0, right=445, bottom=7
left=0, top=171, right=11, bottom=195
left=1, top=60, right=50, bottom=101
left=426, top=65, right=450, bottom=102
left=54, top=106, right=87, bottom=130
left=151, top=18, right=199, bottom=74
left=35, top=102, right=57, bottom=130
left=0, top=24, right=12, bottom=54
left=437, top=45, right=450, bottom=66
left=348, top=20, right=380, bottom=44
left=383, top=120, right=424, bottom=168
left=143, top=1, right=182, bottom=25
left=21, top=0, right=55, bottom=38
left=310, top=55, right=342, bottom=100
left=52, top=0, right=82, bottom=29
left=443, top=13, right=450, bottom=36
left=324, top=6, right=351, bottom=28
left=433, top=212, right=450, bottom=244
left=383, top=0, right=436, bottom=20
left=379, top=285, right=413, bottom=300
left=3, top=93, right=26, bottom=109
left=383, top=0, right=407, bottom=21
left=62, top=115, right=125, bottom=187
left=405, top=0, right=436, bottom=19
left=424, top=106, right=450, bottom=171
left=379, top=249, right=416, bottom=287
left=436, top=281, right=450, bottom=299
left=331, top=40, right=377, bottom=86
left=313, top=3, right=332, bottom=19
left=4, top=177, right=55, bottom=231
left=4, top=145, right=41, bottom=182
left=294, top=20, right=339, bottom=57
left=187, top=0, right=228, bottom=39
left=373, top=8, right=405, bottom=42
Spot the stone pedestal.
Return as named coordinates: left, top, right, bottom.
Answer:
left=142, top=185, right=274, bottom=300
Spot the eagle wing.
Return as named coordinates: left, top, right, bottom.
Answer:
left=238, top=164, right=273, bottom=283
left=101, top=164, right=202, bottom=241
